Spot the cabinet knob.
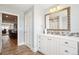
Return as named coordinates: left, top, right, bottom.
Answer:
left=65, top=42, right=68, bottom=44
left=65, top=50, right=68, bottom=53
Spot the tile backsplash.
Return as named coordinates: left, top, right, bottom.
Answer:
left=47, top=31, right=79, bottom=37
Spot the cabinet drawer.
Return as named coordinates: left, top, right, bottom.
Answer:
left=60, top=39, right=77, bottom=49
left=60, top=46, right=78, bottom=55
left=47, top=37, right=57, bottom=40
left=39, top=36, right=46, bottom=39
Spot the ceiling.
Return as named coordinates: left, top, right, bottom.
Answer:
left=0, top=4, right=56, bottom=12
left=2, top=13, right=17, bottom=23
left=0, top=4, right=33, bottom=12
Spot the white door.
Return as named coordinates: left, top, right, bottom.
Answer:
left=25, top=14, right=30, bottom=47
left=25, top=11, right=33, bottom=49
left=47, top=37, right=57, bottom=55
left=0, top=13, right=2, bottom=53
left=39, top=36, right=48, bottom=54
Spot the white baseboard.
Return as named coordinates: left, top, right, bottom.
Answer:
left=32, top=48, right=38, bottom=52
left=18, top=42, right=38, bottom=52
left=0, top=48, right=1, bottom=53
left=24, top=43, right=37, bottom=52
left=18, top=42, right=25, bottom=46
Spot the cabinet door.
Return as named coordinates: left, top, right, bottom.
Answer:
left=59, top=38, right=78, bottom=55
left=39, top=36, right=48, bottom=54
left=56, top=38, right=61, bottom=55
left=47, top=37, right=57, bottom=55
left=25, top=11, right=33, bottom=48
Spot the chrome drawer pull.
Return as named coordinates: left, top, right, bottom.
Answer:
left=48, top=39, right=51, bottom=40
left=65, top=42, right=68, bottom=44
left=65, top=50, right=68, bottom=52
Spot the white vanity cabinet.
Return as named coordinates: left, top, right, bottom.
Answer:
left=39, top=36, right=48, bottom=54
left=38, top=34, right=79, bottom=55
left=47, top=37, right=58, bottom=55
left=59, top=38, right=78, bottom=55
left=39, top=35, right=61, bottom=55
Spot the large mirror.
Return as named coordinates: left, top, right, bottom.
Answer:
left=45, top=7, right=70, bottom=31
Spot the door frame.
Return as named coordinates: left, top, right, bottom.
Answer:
left=1, top=12, right=19, bottom=45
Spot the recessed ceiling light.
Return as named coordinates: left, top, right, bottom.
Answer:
left=6, top=15, right=8, bottom=17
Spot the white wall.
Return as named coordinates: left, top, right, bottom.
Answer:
left=0, top=7, right=25, bottom=46
left=24, top=5, right=54, bottom=52
left=33, top=5, right=44, bottom=52
left=18, top=12, right=25, bottom=45
left=24, top=5, right=45, bottom=52
left=70, top=5, right=79, bottom=32
left=0, top=13, right=2, bottom=53
left=24, top=6, right=34, bottom=50
left=33, top=4, right=54, bottom=52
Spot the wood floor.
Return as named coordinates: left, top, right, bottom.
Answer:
left=1, top=35, right=42, bottom=55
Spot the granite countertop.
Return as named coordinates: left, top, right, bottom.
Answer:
left=40, top=34, right=79, bottom=41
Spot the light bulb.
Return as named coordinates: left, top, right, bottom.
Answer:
left=57, top=6, right=61, bottom=10
left=49, top=9, right=53, bottom=13
left=53, top=8, right=56, bottom=12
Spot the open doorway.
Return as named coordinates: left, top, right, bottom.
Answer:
left=1, top=13, right=18, bottom=53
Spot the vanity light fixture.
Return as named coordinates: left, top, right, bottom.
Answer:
left=49, top=6, right=61, bottom=13
left=56, top=6, right=61, bottom=10
left=53, top=8, right=57, bottom=12
left=49, top=9, right=53, bottom=13
left=49, top=8, right=56, bottom=13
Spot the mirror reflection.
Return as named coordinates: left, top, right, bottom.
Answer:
left=45, top=7, right=70, bottom=31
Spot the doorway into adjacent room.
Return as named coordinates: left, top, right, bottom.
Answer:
left=1, top=13, right=18, bottom=54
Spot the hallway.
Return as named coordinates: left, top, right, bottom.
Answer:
left=1, top=35, right=42, bottom=55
